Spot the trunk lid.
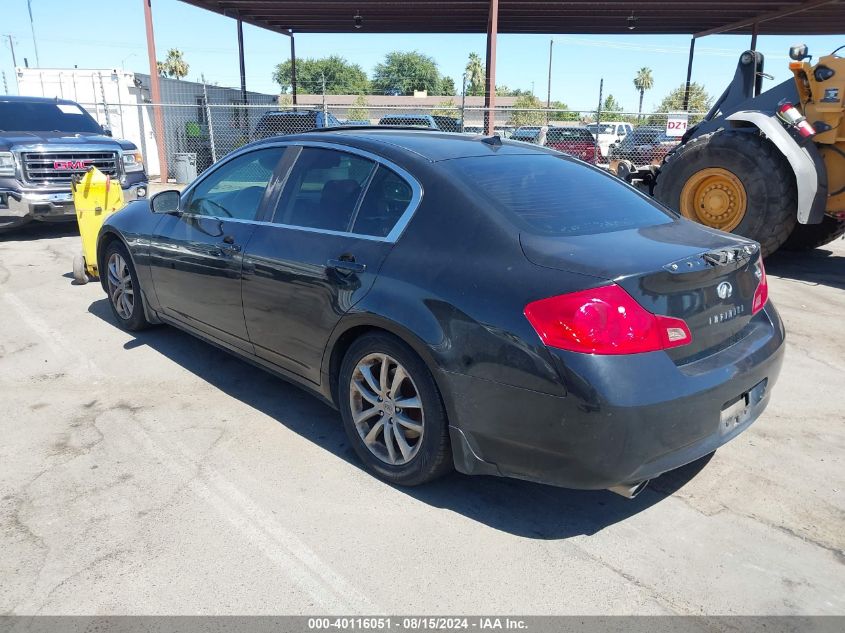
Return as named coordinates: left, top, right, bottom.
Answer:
left=520, top=221, right=763, bottom=362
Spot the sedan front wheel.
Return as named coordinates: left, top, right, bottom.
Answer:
left=104, top=241, right=150, bottom=331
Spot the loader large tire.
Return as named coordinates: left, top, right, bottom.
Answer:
left=654, top=130, right=797, bottom=256
left=782, top=216, right=845, bottom=251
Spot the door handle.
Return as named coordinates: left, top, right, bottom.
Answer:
left=211, top=238, right=241, bottom=257
left=327, top=258, right=366, bottom=274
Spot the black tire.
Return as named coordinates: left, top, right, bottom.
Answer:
left=338, top=332, right=452, bottom=486
left=103, top=240, right=150, bottom=331
left=782, top=215, right=845, bottom=251
left=654, top=130, right=797, bottom=256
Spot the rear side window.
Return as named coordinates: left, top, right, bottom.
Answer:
left=273, top=147, right=375, bottom=232
left=352, top=166, right=413, bottom=237
left=450, top=154, right=673, bottom=236
left=256, top=113, right=316, bottom=136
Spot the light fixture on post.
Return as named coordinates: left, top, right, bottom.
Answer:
left=353, top=10, right=363, bottom=29
left=627, top=12, right=638, bottom=31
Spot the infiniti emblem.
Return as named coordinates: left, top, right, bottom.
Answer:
left=717, top=281, right=733, bottom=300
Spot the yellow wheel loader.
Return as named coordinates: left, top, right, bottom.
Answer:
left=626, top=45, right=845, bottom=256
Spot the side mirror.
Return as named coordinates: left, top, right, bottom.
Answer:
left=102, top=128, right=113, bottom=137
left=789, top=44, right=809, bottom=61
left=150, top=190, right=182, bottom=214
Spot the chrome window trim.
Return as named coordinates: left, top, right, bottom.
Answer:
left=179, top=140, right=423, bottom=244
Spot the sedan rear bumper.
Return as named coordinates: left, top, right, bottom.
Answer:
left=442, top=303, right=785, bottom=490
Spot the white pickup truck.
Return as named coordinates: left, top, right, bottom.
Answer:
left=585, top=121, right=633, bottom=160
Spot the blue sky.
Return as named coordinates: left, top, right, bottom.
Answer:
left=2, top=0, right=843, bottom=111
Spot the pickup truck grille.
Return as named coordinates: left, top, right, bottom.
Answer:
left=22, top=151, right=119, bottom=184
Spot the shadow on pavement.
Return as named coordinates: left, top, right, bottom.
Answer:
left=89, top=297, right=711, bottom=539
left=766, top=247, right=845, bottom=291
left=0, top=221, right=79, bottom=242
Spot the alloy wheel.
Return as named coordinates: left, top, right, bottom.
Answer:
left=106, top=252, right=134, bottom=320
left=349, top=353, right=424, bottom=466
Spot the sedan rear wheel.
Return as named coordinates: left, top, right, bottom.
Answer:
left=350, top=353, right=425, bottom=466
left=339, top=333, right=452, bottom=486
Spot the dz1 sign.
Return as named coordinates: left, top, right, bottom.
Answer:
left=666, top=113, right=689, bottom=137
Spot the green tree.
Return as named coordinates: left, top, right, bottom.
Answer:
left=432, top=98, right=460, bottom=117
left=272, top=55, right=369, bottom=95
left=157, top=48, right=189, bottom=79
left=602, top=94, right=623, bottom=113
left=465, top=52, right=485, bottom=96
left=440, top=76, right=457, bottom=96
left=348, top=94, right=370, bottom=122
left=372, top=51, right=445, bottom=95
left=649, top=82, right=713, bottom=124
left=510, top=94, right=547, bottom=126
left=633, top=67, right=654, bottom=122
left=496, top=85, right=532, bottom=97
left=548, top=100, right=579, bottom=122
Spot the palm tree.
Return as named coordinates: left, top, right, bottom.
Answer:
left=633, top=67, right=654, bottom=122
left=465, top=53, right=485, bottom=97
left=157, top=48, right=190, bottom=80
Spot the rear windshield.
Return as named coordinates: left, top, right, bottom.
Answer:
left=0, top=101, right=103, bottom=133
left=450, top=154, right=673, bottom=236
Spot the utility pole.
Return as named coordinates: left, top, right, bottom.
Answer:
left=27, top=0, right=40, bottom=67
left=4, top=35, right=17, bottom=67
left=460, top=73, right=467, bottom=133
left=594, top=78, right=603, bottom=166
left=546, top=39, right=553, bottom=108
left=321, top=72, right=327, bottom=122
left=143, top=0, right=168, bottom=182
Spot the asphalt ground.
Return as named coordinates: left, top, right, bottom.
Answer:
left=0, top=223, right=843, bottom=615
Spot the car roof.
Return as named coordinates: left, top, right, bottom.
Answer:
left=252, top=128, right=557, bottom=163
left=0, top=95, right=81, bottom=105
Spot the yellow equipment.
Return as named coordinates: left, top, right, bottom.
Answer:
left=71, top=166, right=126, bottom=284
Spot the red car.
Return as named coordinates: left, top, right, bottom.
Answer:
left=544, top=127, right=597, bottom=162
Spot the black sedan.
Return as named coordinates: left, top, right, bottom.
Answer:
left=96, top=128, right=784, bottom=497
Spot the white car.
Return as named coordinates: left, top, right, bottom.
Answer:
left=585, top=121, right=633, bottom=159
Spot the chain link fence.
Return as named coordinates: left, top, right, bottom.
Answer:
left=14, top=69, right=707, bottom=183
left=80, top=101, right=705, bottom=183
left=79, top=100, right=706, bottom=182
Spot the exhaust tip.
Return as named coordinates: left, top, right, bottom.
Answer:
left=607, top=480, right=649, bottom=499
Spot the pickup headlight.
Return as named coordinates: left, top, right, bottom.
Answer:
left=121, top=150, right=145, bottom=173
left=0, top=152, right=15, bottom=177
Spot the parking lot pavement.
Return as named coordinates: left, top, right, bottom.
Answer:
left=0, top=223, right=843, bottom=616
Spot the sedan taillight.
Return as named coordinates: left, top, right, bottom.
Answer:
left=752, top=258, right=769, bottom=315
left=524, top=284, right=692, bottom=355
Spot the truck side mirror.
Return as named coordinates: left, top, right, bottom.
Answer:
left=102, top=128, right=113, bottom=137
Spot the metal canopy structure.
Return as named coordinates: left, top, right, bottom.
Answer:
left=180, top=0, right=845, bottom=35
